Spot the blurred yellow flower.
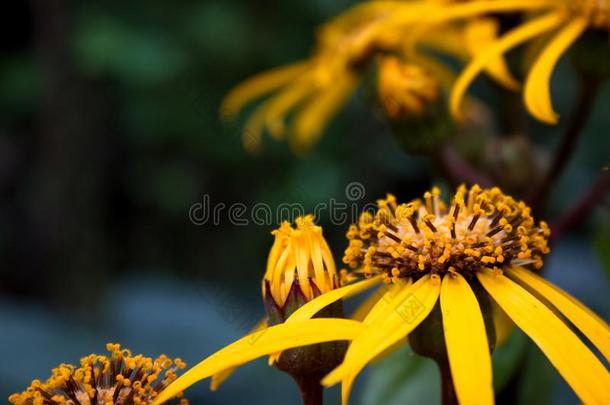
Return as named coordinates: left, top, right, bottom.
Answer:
left=153, top=186, right=610, bottom=405
left=220, top=1, right=488, bottom=153
left=377, top=56, right=439, bottom=119
left=9, top=343, right=187, bottom=405
left=428, top=0, right=609, bottom=124
left=224, top=0, right=608, bottom=153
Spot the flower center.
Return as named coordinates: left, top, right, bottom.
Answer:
left=8, top=344, right=187, bottom=405
left=343, top=186, right=550, bottom=283
left=377, top=56, right=440, bottom=119
left=572, top=0, right=610, bottom=29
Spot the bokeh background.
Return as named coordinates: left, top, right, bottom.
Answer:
left=0, top=1, right=609, bottom=404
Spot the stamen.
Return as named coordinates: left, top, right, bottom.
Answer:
left=343, top=186, right=549, bottom=282
left=423, top=214, right=437, bottom=232
left=467, top=184, right=481, bottom=213
left=9, top=345, right=188, bottom=405
left=384, top=230, right=403, bottom=244
left=468, top=212, right=481, bottom=231
left=408, top=217, right=420, bottom=234
left=424, top=191, right=434, bottom=214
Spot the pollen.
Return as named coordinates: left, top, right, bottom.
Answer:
left=572, top=0, right=610, bottom=29
left=343, top=186, right=550, bottom=281
left=263, top=215, right=339, bottom=307
left=9, top=344, right=187, bottom=405
left=377, top=56, right=439, bottom=120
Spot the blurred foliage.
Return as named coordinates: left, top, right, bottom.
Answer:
left=516, top=345, right=558, bottom=405
left=362, top=345, right=440, bottom=405
left=594, top=209, right=610, bottom=280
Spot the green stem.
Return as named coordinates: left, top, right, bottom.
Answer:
left=295, top=375, right=323, bottom=405
left=494, top=81, right=527, bottom=135
left=528, top=76, right=601, bottom=213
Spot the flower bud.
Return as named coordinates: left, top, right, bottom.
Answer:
left=377, top=56, right=452, bottom=154
left=263, top=215, right=347, bottom=379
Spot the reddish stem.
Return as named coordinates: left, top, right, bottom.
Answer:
left=551, top=170, right=610, bottom=242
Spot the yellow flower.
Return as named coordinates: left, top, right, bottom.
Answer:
left=334, top=186, right=609, bottom=404
left=225, top=0, right=608, bottom=146
left=220, top=4, right=368, bottom=153
left=430, top=0, right=609, bottom=124
left=220, top=1, right=473, bottom=153
left=152, top=187, right=610, bottom=405
left=211, top=215, right=347, bottom=392
left=377, top=56, right=440, bottom=119
left=9, top=343, right=188, bottom=405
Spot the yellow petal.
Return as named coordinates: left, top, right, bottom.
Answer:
left=286, top=275, right=383, bottom=323
left=241, top=102, right=269, bottom=153
left=295, top=233, right=313, bottom=299
left=291, top=73, right=358, bottom=152
left=363, top=280, right=411, bottom=325
left=441, top=273, right=494, bottom=405
left=351, top=287, right=386, bottom=322
left=421, top=0, right=556, bottom=25
left=220, top=61, right=309, bottom=119
left=478, top=269, right=610, bottom=405
left=523, top=17, right=587, bottom=124
left=370, top=336, right=408, bottom=365
left=152, top=319, right=364, bottom=405
left=465, top=18, right=520, bottom=91
left=419, top=24, right=470, bottom=60
left=450, top=10, right=565, bottom=120
left=263, top=78, right=316, bottom=140
left=323, top=276, right=441, bottom=388
left=508, top=266, right=610, bottom=362
left=308, top=230, right=327, bottom=290
left=492, top=300, right=514, bottom=346
left=522, top=29, right=555, bottom=72
left=403, top=0, right=553, bottom=61
left=210, top=318, right=269, bottom=391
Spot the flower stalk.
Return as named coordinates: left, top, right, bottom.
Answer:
left=295, top=375, right=324, bottom=405
left=438, top=358, right=459, bottom=405
left=528, top=75, right=601, bottom=212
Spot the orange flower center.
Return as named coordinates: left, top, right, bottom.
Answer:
left=343, top=186, right=550, bottom=283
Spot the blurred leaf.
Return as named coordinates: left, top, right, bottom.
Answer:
left=594, top=216, right=610, bottom=280
left=0, top=56, right=39, bottom=117
left=73, top=12, right=186, bottom=84
left=362, top=345, right=440, bottom=405
left=128, top=160, right=199, bottom=216
left=183, top=2, right=248, bottom=61
left=492, top=328, right=527, bottom=391
left=517, top=345, right=557, bottom=405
